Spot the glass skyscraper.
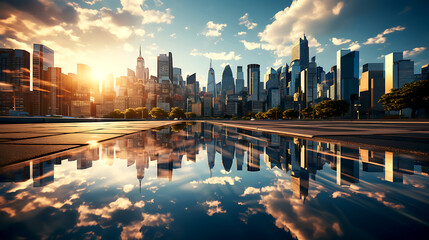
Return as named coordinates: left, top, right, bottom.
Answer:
left=384, top=52, right=414, bottom=94
left=207, top=60, right=216, bottom=97
left=291, top=34, right=309, bottom=71
left=33, top=44, right=54, bottom=116
left=221, top=65, right=235, bottom=97
left=336, top=49, right=359, bottom=106
left=247, top=64, right=260, bottom=101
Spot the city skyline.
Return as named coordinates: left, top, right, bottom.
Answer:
left=0, top=0, right=428, bottom=88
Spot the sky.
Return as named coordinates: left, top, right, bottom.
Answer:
left=0, top=0, right=428, bottom=88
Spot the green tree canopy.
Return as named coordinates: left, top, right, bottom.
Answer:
left=149, top=107, right=168, bottom=119
left=125, top=108, right=138, bottom=119
left=314, top=100, right=349, bottom=119
left=136, top=107, right=149, bottom=119
left=255, top=112, right=266, bottom=119
left=186, top=112, right=196, bottom=118
left=104, top=109, right=124, bottom=118
left=379, top=80, right=429, bottom=118
left=265, top=107, right=283, bottom=120
left=283, top=109, right=299, bottom=119
left=301, top=107, right=314, bottom=119
left=169, top=107, right=186, bottom=119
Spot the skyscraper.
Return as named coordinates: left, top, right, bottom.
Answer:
left=247, top=64, right=260, bottom=101
left=236, top=66, right=244, bottom=94
left=384, top=52, right=414, bottom=94
left=33, top=44, right=54, bottom=116
left=207, top=60, right=216, bottom=97
left=336, top=49, right=359, bottom=106
left=0, top=48, right=30, bottom=115
left=289, top=61, right=300, bottom=97
left=291, top=34, right=309, bottom=71
left=157, top=52, right=173, bottom=83
left=136, top=45, right=148, bottom=82
left=221, top=65, right=235, bottom=96
left=173, top=67, right=183, bottom=86
left=300, top=57, right=317, bottom=107
left=360, top=63, right=384, bottom=118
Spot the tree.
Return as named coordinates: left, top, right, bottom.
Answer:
left=104, top=109, right=124, bottom=118
left=301, top=107, right=314, bottom=119
left=265, top=107, right=283, bottom=119
left=283, top=109, right=299, bottom=119
left=255, top=112, right=266, bottom=119
left=125, top=108, right=138, bottom=119
left=247, top=112, right=257, bottom=118
left=314, top=100, right=349, bottom=119
left=149, top=107, right=168, bottom=119
left=169, top=107, right=186, bottom=119
left=136, top=107, right=149, bottom=119
left=186, top=112, right=196, bottom=118
left=379, top=80, right=429, bottom=118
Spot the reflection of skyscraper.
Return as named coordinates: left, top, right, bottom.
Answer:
left=207, top=140, right=215, bottom=176
left=247, top=140, right=260, bottom=172
left=360, top=148, right=384, bottom=172
left=33, top=160, right=54, bottom=187
left=235, top=141, right=244, bottom=171
left=336, top=147, right=359, bottom=186
left=0, top=162, right=30, bottom=182
left=157, top=155, right=173, bottom=181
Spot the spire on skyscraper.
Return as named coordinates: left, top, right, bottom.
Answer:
left=139, top=45, right=142, bottom=57
left=210, top=59, right=212, bottom=69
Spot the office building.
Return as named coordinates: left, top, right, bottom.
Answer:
left=247, top=64, right=260, bottom=101
left=336, top=49, right=359, bottom=108
left=384, top=52, right=414, bottom=94
left=236, top=66, right=244, bottom=94
left=300, top=56, right=317, bottom=107
left=291, top=34, right=309, bottom=71
left=157, top=52, right=173, bottom=83
left=0, top=48, right=30, bottom=115
left=136, top=45, right=149, bottom=82
left=360, top=63, right=384, bottom=118
left=207, top=60, right=216, bottom=97
left=32, top=44, right=54, bottom=116
left=221, top=65, right=235, bottom=97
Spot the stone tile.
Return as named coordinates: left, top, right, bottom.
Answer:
left=7, top=133, right=122, bottom=145
left=0, top=144, right=80, bottom=166
left=0, top=132, right=58, bottom=139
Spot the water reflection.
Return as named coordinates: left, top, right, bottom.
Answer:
left=0, top=122, right=428, bottom=239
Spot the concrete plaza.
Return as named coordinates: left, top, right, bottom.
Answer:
left=0, top=119, right=428, bottom=167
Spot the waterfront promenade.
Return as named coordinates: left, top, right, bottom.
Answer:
left=0, top=119, right=428, bottom=166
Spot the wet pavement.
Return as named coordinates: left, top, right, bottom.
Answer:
left=0, top=122, right=428, bottom=239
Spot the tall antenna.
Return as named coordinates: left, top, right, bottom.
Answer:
left=210, top=59, right=212, bottom=69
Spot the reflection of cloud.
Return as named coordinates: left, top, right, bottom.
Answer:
left=120, top=212, right=173, bottom=240
left=258, top=179, right=343, bottom=240
left=331, top=191, right=350, bottom=198
left=134, top=200, right=145, bottom=208
left=241, top=187, right=261, bottom=196
left=348, top=185, right=404, bottom=209
left=0, top=207, right=16, bottom=217
left=77, top=197, right=132, bottom=226
left=123, top=184, right=134, bottom=193
left=190, top=176, right=241, bottom=185
left=202, top=200, right=226, bottom=216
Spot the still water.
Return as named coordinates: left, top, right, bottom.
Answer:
left=0, top=122, right=428, bottom=239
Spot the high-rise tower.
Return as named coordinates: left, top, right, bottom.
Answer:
left=221, top=65, right=235, bottom=96
left=291, top=34, right=309, bottom=71
left=207, top=59, right=216, bottom=97
left=32, top=44, right=54, bottom=116
left=136, top=45, right=148, bottom=82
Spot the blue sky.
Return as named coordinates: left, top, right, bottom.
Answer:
left=0, top=0, right=428, bottom=87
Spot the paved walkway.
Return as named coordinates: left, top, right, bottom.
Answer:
left=206, top=120, right=429, bottom=155
left=0, top=121, right=180, bottom=166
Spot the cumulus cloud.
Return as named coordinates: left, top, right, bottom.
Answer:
left=190, top=176, right=242, bottom=185
left=330, top=37, right=351, bottom=45
left=241, top=187, right=261, bottom=196
left=170, top=33, right=176, bottom=38
left=202, top=200, right=227, bottom=216
left=363, top=26, right=406, bottom=45
left=84, top=0, right=102, bottom=5
left=403, top=47, right=426, bottom=58
left=348, top=41, right=361, bottom=51
left=237, top=31, right=247, bottom=36
left=120, top=212, right=173, bottom=240
left=190, top=49, right=241, bottom=61
left=203, top=21, right=227, bottom=37
left=259, top=0, right=345, bottom=57
left=239, top=13, right=257, bottom=30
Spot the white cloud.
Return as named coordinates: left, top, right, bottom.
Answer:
left=220, top=62, right=229, bottom=69
left=273, top=58, right=283, bottom=67
left=363, top=26, right=406, bottom=45
left=170, top=33, right=176, bottom=38
left=316, top=47, right=325, bottom=53
left=239, top=13, right=258, bottom=30
left=190, top=49, right=241, bottom=61
left=330, top=37, right=351, bottom=45
left=237, top=31, right=247, bottom=36
left=259, top=0, right=344, bottom=57
left=403, top=47, right=426, bottom=58
left=349, top=41, right=360, bottom=51
left=240, top=40, right=261, bottom=50
left=153, top=0, right=164, bottom=7
left=119, top=0, right=173, bottom=24
left=83, top=0, right=102, bottom=5
left=123, top=43, right=134, bottom=52
left=203, top=21, right=227, bottom=37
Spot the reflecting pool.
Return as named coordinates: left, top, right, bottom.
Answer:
left=0, top=122, right=428, bottom=239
